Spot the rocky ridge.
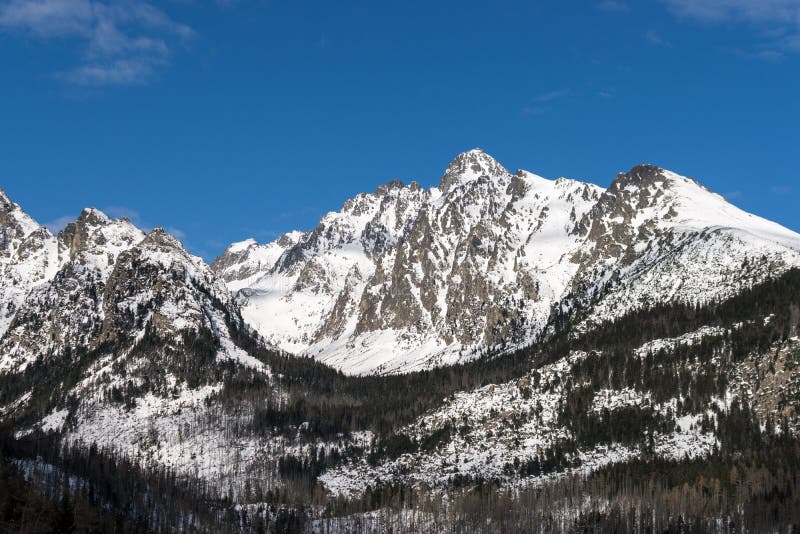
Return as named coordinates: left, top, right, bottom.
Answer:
left=215, top=151, right=800, bottom=374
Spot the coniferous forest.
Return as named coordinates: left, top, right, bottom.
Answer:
left=1, top=269, right=800, bottom=532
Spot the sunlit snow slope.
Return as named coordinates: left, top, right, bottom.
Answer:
left=214, top=152, right=800, bottom=375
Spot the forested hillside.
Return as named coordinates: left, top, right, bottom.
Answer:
left=2, top=268, right=800, bottom=532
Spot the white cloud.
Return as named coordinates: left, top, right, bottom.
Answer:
left=770, top=185, right=793, bottom=194
left=45, top=214, right=78, bottom=233
left=0, top=0, right=193, bottom=86
left=521, top=106, right=547, bottom=116
left=596, top=1, right=631, bottom=13
left=661, top=0, right=800, bottom=55
left=645, top=29, right=674, bottom=47
left=522, top=89, right=575, bottom=116
left=532, top=88, right=574, bottom=103
left=103, top=205, right=143, bottom=224
left=661, top=0, right=800, bottom=23
left=166, top=226, right=186, bottom=241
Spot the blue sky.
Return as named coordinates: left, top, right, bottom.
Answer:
left=0, top=0, right=798, bottom=260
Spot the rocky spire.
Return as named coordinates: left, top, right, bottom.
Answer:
left=609, top=164, right=668, bottom=192
left=438, top=148, right=510, bottom=193
left=0, top=188, right=12, bottom=210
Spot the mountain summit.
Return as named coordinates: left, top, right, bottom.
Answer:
left=213, top=152, right=800, bottom=374
left=438, top=148, right=510, bottom=192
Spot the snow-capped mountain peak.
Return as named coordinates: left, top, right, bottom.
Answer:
left=1, top=188, right=45, bottom=240
left=211, top=231, right=306, bottom=292
left=213, top=153, right=800, bottom=375
left=0, top=189, right=60, bottom=337
left=566, top=164, right=800, bottom=331
left=57, top=207, right=145, bottom=273
left=438, top=148, right=510, bottom=193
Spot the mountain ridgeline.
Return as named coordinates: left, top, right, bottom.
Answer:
left=214, top=151, right=800, bottom=374
left=2, top=150, right=800, bottom=532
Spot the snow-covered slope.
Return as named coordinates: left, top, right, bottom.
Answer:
left=0, top=204, right=291, bottom=491
left=569, top=165, right=800, bottom=330
left=0, top=189, right=59, bottom=337
left=321, top=325, right=800, bottom=498
left=214, top=150, right=606, bottom=374
left=211, top=232, right=304, bottom=292
left=0, top=208, right=145, bottom=373
left=215, top=152, right=800, bottom=375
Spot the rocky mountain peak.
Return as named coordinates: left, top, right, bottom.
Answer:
left=610, top=164, right=712, bottom=198
left=57, top=209, right=144, bottom=268
left=76, top=207, right=111, bottom=226
left=0, top=188, right=13, bottom=211
left=373, top=179, right=406, bottom=197
left=0, top=189, right=41, bottom=240
left=0, top=189, right=59, bottom=337
left=608, top=164, right=664, bottom=191
left=142, top=227, right=181, bottom=249
left=276, top=231, right=303, bottom=248
left=604, top=164, right=721, bottom=220
left=213, top=151, right=800, bottom=375
left=438, top=148, right=510, bottom=193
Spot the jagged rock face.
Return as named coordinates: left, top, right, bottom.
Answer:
left=0, top=198, right=256, bottom=378
left=211, top=231, right=303, bottom=292
left=567, top=166, right=800, bottom=330
left=215, top=151, right=800, bottom=375
left=0, top=208, right=145, bottom=373
left=0, top=203, right=272, bottom=489
left=0, top=189, right=59, bottom=337
left=215, top=150, right=609, bottom=373
left=99, top=228, right=238, bottom=347
left=437, top=148, right=509, bottom=193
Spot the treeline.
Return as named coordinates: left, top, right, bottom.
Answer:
left=217, top=268, right=800, bottom=442
left=0, top=424, right=308, bottom=533
left=568, top=267, right=800, bottom=354
left=314, top=438, right=800, bottom=533
left=3, top=267, right=800, bottom=531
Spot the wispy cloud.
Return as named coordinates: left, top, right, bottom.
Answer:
left=660, top=0, right=800, bottom=57
left=523, top=89, right=575, bottom=116
left=0, top=0, right=193, bottom=86
left=532, top=89, right=574, bottom=103
left=734, top=48, right=786, bottom=61
left=273, top=206, right=321, bottom=221
left=596, top=1, right=631, bottom=13
left=205, top=239, right=225, bottom=250
left=45, top=214, right=78, bottom=233
left=661, top=0, right=799, bottom=23
left=521, top=106, right=547, bottom=116
left=103, top=205, right=145, bottom=226
left=770, top=185, right=793, bottom=194
left=165, top=226, right=186, bottom=240
left=645, top=29, right=674, bottom=47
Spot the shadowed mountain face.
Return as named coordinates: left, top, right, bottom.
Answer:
left=213, top=150, right=800, bottom=374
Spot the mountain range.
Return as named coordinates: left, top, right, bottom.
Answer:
left=213, top=149, right=800, bottom=374
left=2, top=149, right=800, bottom=531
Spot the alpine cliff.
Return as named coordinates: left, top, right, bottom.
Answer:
left=213, top=150, right=800, bottom=374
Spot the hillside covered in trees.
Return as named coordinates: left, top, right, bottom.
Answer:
left=2, top=268, right=800, bottom=532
